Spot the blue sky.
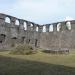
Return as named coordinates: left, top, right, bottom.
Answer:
left=0, top=0, right=75, bottom=24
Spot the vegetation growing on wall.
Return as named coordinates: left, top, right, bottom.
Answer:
left=10, top=44, right=34, bottom=55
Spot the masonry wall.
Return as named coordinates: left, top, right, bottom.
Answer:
left=0, top=13, right=40, bottom=49
left=40, top=21, right=75, bottom=50
left=0, top=13, right=75, bottom=51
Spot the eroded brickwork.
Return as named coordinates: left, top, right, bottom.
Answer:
left=0, top=13, right=75, bottom=51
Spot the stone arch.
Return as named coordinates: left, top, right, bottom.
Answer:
left=31, top=23, right=33, bottom=27
left=66, top=21, right=71, bottom=30
left=5, top=17, right=10, bottom=23
left=36, top=26, right=38, bottom=32
left=24, top=22, right=27, bottom=30
left=49, top=24, right=53, bottom=32
left=43, top=25, right=46, bottom=32
left=57, top=23, right=61, bottom=31
left=15, top=19, right=19, bottom=25
left=30, top=23, right=33, bottom=30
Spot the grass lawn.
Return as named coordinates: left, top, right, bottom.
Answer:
left=0, top=50, right=75, bottom=75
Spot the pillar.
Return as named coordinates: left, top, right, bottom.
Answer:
left=19, top=19, right=24, bottom=30
left=53, top=23, right=57, bottom=32
left=61, top=22, right=66, bottom=31
left=26, top=21, right=31, bottom=31
left=71, top=21, right=75, bottom=30
left=10, top=17, right=16, bottom=25
left=46, top=24, right=49, bottom=32
left=38, top=25, right=43, bottom=32
left=0, top=13, right=6, bottom=25
left=33, top=24, right=37, bottom=31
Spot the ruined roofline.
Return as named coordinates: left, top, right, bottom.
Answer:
left=42, top=20, right=75, bottom=26
left=0, top=13, right=75, bottom=26
left=0, top=13, right=40, bottom=26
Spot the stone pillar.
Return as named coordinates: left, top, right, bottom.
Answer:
left=46, top=24, right=49, bottom=32
left=0, top=13, right=6, bottom=25
left=19, top=19, right=24, bottom=30
left=10, top=17, right=16, bottom=25
left=61, top=22, right=66, bottom=31
left=26, top=21, right=31, bottom=31
left=33, top=24, right=37, bottom=31
left=38, top=25, right=43, bottom=32
left=53, top=23, right=57, bottom=32
left=70, top=21, right=75, bottom=30
left=19, top=19, right=25, bottom=41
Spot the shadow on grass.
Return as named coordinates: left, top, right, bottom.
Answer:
left=0, top=55, right=75, bottom=75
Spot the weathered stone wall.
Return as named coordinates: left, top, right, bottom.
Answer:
left=40, top=21, right=75, bottom=50
left=0, top=13, right=75, bottom=50
left=0, top=13, right=40, bottom=49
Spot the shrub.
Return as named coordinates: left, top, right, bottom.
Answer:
left=10, top=44, right=34, bottom=55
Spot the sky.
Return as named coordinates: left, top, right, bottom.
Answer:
left=0, top=0, right=75, bottom=24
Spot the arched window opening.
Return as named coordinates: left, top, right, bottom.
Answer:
left=31, top=23, right=33, bottom=27
left=36, top=26, right=38, bottom=32
left=30, top=23, right=33, bottom=30
left=57, top=23, right=61, bottom=31
left=66, top=22, right=71, bottom=30
left=5, top=17, right=10, bottom=23
left=49, top=25, right=53, bottom=32
left=24, top=22, right=27, bottom=30
left=43, top=26, right=46, bottom=32
left=15, top=20, right=19, bottom=25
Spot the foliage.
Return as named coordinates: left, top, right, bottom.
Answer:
left=10, top=44, right=34, bottom=55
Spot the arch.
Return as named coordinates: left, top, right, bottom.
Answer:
left=66, top=21, right=71, bottom=30
left=24, top=22, right=27, bottom=30
left=30, top=23, right=33, bottom=30
left=31, top=23, right=33, bottom=27
left=43, top=25, right=46, bottom=32
left=36, top=26, right=38, bottom=32
left=15, top=19, right=19, bottom=25
left=57, top=23, right=61, bottom=31
left=49, top=25, right=53, bottom=32
left=5, top=17, right=10, bottom=23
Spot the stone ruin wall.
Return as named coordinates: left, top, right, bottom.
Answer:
left=0, top=13, right=75, bottom=50
left=0, top=13, right=41, bottom=49
left=40, top=21, right=75, bottom=50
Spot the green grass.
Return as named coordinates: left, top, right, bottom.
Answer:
left=0, top=50, right=75, bottom=75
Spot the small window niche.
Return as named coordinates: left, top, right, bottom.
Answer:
left=5, top=17, right=10, bottom=23
left=15, top=20, right=19, bottom=25
left=49, top=25, right=53, bottom=32
left=66, top=22, right=71, bottom=30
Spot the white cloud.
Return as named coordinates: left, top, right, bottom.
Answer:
left=0, top=0, right=75, bottom=24
left=6, top=0, right=61, bottom=24
left=64, top=16, right=74, bottom=21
